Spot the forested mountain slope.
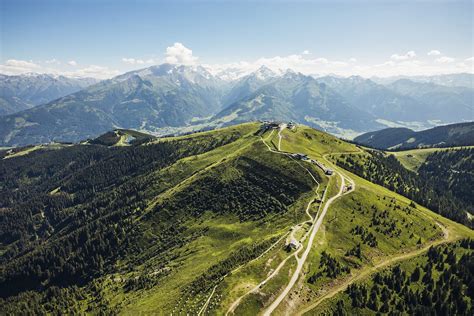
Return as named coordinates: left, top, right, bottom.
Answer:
left=316, top=239, right=474, bottom=315
left=354, top=122, right=474, bottom=150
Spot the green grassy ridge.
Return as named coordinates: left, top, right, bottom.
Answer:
left=119, top=134, right=326, bottom=314
left=279, top=125, right=358, bottom=157
left=0, top=124, right=259, bottom=306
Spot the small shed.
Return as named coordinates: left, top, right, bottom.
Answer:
left=288, top=239, right=299, bottom=249
left=325, top=169, right=334, bottom=175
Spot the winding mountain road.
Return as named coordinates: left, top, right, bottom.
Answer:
left=263, top=173, right=354, bottom=315
left=226, top=126, right=355, bottom=315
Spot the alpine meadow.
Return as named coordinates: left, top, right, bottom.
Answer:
left=0, top=1, right=473, bottom=315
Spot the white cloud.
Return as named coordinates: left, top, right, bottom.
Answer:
left=2, top=45, right=472, bottom=81
left=314, top=57, right=329, bottom=64
left=390, top=51, right=416, bottom=61
left=45, top=58, right=60, bottom=64
left=122, top=58, right=145, bottom=65
left=165, top=42, right=198, bottom=65
left=5, top=59, right=40, bottom=69
left=0, top=58, right=119, bottom=79
left=206, top=53, right=356, bottom=79
left=331, top=61, right=348, bottom=67
left=435, top=56, right=455, bottom=63
left=427, top=50, right=441, bottom=56
left=122, top=57, right=156, bottom=65
left=302, top=50, right=310, bottom=55
left=375, top=60, right=396, bottom=67
left=0, top=59, right=42, bottom=74
left=64, top=65, right=120, bottom=79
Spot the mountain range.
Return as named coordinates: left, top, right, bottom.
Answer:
left=0, top=73, right=97, bottom=116
left=0, top=65, right=472, bottom=146
left=371, top=72, right=474, bottom=88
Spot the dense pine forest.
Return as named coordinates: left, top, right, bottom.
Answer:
left=0, top=128, right=248, bottom=311
left=332, top=148, right=474, bottom=227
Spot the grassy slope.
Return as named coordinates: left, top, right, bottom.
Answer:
left=299, top=175, right=473, bottom=314
left=218, top=126, right=361, bottom=314
left=246, top=126, right=473, bottom=315
left=195, top=128, right=333, bottom=315
left=391, top=146, right=474, bottom=171
left=0, top=123, right=260, bottom=314
left=290, top=147, right=473, bottom=315
left=116, top=125, right=472, bottom=315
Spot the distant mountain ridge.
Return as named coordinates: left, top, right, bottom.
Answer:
left=371, top=73, right=474, bottom=89
left=0, top=65, right=472, bottom=147
left=315, top=75, right=474, bottom=123
left=0, top=73, right=98, bottom=116
left=353, top=122, right=474, bottom=150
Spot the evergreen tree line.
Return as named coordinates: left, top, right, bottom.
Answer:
left=308, top=251, right=351, bottom=283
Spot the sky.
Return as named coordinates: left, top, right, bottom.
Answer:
left=0, top=0, right=473, bottom=79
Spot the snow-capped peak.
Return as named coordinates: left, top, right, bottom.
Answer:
left=253, top=65, right=277, bottom=80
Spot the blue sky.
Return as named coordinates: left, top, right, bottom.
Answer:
left=1, top=0, right=473, bottom=78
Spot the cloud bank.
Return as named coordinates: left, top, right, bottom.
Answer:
left=1, top=43, right=473, bottom=79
